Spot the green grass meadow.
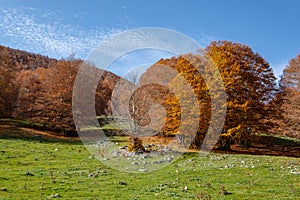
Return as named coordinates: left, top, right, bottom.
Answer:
left=1, top=135, right=300, bottom=200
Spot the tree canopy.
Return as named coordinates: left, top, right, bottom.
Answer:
left=153, top=41, right=277, bottom=149
left=273, top=54, right=300, bottom=138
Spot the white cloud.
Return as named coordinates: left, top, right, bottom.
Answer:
left=0, top=7, right=121, bottom=59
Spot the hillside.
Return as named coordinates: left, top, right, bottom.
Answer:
left=0, top=45, right=120, bottom=136
left=0, top=45, right=58, bottom=71
left=1, top=125, right=300, bottom=199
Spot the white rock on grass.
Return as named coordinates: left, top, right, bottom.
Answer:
left=290, top=170, right=300, bottom=174
left=139, top=169, right=148, bottom=172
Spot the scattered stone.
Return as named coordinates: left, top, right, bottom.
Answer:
left=139, top=169, right=148, bottom=172
left=135, top=150, right=144, bottom=154
left=88, top=173, right=98, bottom=178
left=112, top=152, right=119, bottom=157
left=153, top=160, right=164, bottom=164
left=49, top=193, right=62, bottom=198
left=167, top=157, right=173, bottom=162
left=95, top=140, right=111, bottom=148
left=25, top=172, right=34, bottom=176
left=0, top=187, right=7, bottom=191
left=140, top=154, right=150, bottom=159
left=290, top=170, right=300, bottom=174
left=119, top=181, right=127, bottom=185
left=119, top=146, right=127, bottom=150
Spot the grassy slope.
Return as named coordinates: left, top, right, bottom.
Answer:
left=1, top=135, right=300, bottom=200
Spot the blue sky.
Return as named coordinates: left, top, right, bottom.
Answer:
left=0, top=0, right=300, bottom=78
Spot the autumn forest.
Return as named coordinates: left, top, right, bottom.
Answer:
left=1, top=41, right=300, bottom=150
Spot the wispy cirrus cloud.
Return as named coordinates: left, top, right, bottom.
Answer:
left=0, top=7, right=121, bottom=59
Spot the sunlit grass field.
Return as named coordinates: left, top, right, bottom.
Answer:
left=1, top=133, right=300, bottom=200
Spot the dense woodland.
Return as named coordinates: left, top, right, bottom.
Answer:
left=0, top=45, right=119, bottom=136
left=1, top=41, right=300, bottom=149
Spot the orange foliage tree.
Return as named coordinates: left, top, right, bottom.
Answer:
left=13, top=58, right=81, bottom=136
left=273, top=54, right=300, bottom=138
left=0, top=52, right=17, bottom=118
left=156, top=54, right=213, bottom=148
left=39, top=59, right=81, bottom=135
left=157, top=41, right=277, bottom=149
left=14, top=69, right=47, bottom=122
left=207, top=41, right=277, bottom=148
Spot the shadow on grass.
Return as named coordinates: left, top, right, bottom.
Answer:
left=268, top=135, right=300, bottom=146
left=250, top=134, right=300, bottom=146
left=0, top=119, right=82, bottom=145
left=0, top=133, right=83, bottom=145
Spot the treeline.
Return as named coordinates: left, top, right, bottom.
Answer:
left=0, top=45, right=119, bottom=136
left=1, top=41, right=300, bottom=149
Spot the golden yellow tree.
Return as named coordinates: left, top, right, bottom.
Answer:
left=156, top=41, right=277, bottom=149
left=156, top=54, right=213, bottom=148
left=206, top=41, right=277, bottom=148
